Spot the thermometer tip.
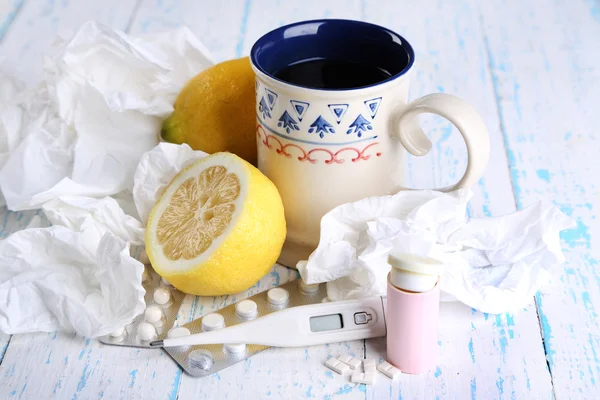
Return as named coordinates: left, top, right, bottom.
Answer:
left=149, top=340, right=164, bottom=348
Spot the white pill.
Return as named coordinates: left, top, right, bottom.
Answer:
left=267, top=288, right=289, bottom=305
left=161, top=277, right=172, bottom=286
left=235, top=300, right=258, bottom=319
left=202, top=313, right=225, bottom=332
left=110, top=327, right=125, bottom=338
left=337, top=355, right=361, bottom=370
left=153, top=288, right=171, bottom=305
left=137, top=322, right=156, bottom=341
left=144, top=305, right=163, bottom=323
left=351, top=371, right=376, bottom=385
left=224, top=343, right=246, bottom=354
left=168, top=327, right=191, bottom=352
left=298, top=279, right=320, bottom=293
left=363, top=358, right=376, bottom=373
left=325, top=358, right=350, bottom=375
left=377, top=361, right=402, bottom=379
left=168, top=327, right=191, bottom=338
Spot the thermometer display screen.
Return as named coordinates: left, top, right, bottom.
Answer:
left=309, top=314, right=343, bottom=332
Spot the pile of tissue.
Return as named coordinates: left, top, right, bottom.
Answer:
left=0, top=21, right=212, bottom=337
left=0, top=22, right=573, bottom=337
left=297, top=190, right=574, bottom=314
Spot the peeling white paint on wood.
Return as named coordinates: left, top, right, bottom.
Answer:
left=478, top=0, right=600, bottom=398
left=0, top=0, right=596, bottom=398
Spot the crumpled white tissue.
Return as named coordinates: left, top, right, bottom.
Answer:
left=0, top=21, right=214, bottom=337
left=42, top=196, right=145, bottom=245
left=298, top=189, right=575, bottom=314
left=0, top=21, right=214, bottom=211
left=0, top=227, right=145, bottom=337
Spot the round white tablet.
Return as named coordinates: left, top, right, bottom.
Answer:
left=224, top=343, right=246, bottom=354
left=144, top=305, right=163, bottom=323
left=137, top=322, right=156, bottom=341
left=153, top=288, right=171, bottom=305
left=298, top=280, right=320, bottom=293
left=168, top=327, right=191, bottom=338
left=235, top=300, right=258, bottom=319
left=110, top=327, right=125, bottom=338
left=267, top=288, right=289, bottom=305
left=202, top=313, right=225, bottom=332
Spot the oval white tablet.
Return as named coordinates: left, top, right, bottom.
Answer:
left=168, top=327, right=191, bottom=338
left=267, top=288, right=289, bottom=305
left=144, top=305, right=163, bottom=323
left=153, top=287, right=171, bottom=305
left=235, top=300, right=258, bottom=319
left=110, top=327, right=125, bottom=338
left=224, top=343, right=246, bottom=354
left=202, top=313, right=225, bottom=332
left=137, top=322, right=156, bottom=341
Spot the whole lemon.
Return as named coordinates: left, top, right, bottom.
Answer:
left=161, top=57, right=257, bottom=165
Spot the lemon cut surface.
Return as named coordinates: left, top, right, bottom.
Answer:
left=145, top=152, right=286, bottom=296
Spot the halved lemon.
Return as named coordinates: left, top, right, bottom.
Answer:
left=145, top=152, right=286, bottom=296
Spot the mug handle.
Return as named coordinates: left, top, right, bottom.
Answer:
left=392, top=93, right=491, bottom=191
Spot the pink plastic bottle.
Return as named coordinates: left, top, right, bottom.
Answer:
left=386, top=252, right=443, bottom=374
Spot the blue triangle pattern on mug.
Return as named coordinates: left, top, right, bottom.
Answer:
left=308, top=115, right=335, bottom=138
left=259, top=97, right=271, bottom=119
left=265, top=88, right=278, bottom=110
left=364, top=97, right=382, bottom=119
left=277, top=110, right=299, bottom=134
left=327, top=103, right=349, bottom=124
left=346, top=114, right=373, bottom=137
left=290, top=100, right=310, bottom=121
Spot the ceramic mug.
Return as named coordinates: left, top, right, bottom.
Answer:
left=250, top=19, right=490, bottom=268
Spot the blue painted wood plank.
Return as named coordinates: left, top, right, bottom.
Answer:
left=363, top=0, right=552, bottom=398
left=478, top=0, right=600, bottom=397
left=0, top=0, right=23, bottom=41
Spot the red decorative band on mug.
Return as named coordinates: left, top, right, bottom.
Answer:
left=257, top=125, right=381, bottom=164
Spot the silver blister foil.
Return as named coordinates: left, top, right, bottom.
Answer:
left=163, top=279, right=327, bottom=377
left=98, top=265, right=187, bottom=348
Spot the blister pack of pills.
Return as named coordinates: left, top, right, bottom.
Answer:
left=98, top=265, right=186, bottom=348
left=163, top=278, right=327, bottom=377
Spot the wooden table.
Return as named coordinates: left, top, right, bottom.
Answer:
left=0, top=0, right=597, bottom=398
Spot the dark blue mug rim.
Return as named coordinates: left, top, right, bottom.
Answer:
left=250, top=19, right=415, bottom=92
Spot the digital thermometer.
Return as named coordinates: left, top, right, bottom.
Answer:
left=151, top=296, right=386, bottom=348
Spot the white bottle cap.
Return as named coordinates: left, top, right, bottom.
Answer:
left=202, top=313, right=225, bottom=331
left=267, top=288, right=289, bottom=305
left=387, top=252, right=444, bottom=293
left=235, top=300, right=258, bottom=319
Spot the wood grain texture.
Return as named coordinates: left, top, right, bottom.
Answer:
left=478, top=0, right=600, bottom=397
left=0, top=0, right=23, bottom=41
left=362, top=0, right=553, bottom=398
left=0, top=0, right=138, bottom=85
left=0, top=0, right=595, bottom=398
